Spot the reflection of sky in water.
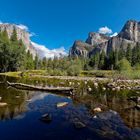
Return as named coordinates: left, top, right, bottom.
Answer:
left=0, top=85, right=139, bottom=139
left=27, top=92, right=49, bottom=102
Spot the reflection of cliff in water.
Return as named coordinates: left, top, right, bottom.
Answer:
left=75, top=90, right=140, bottom=128
left=0, top=84, right=35, bottom=120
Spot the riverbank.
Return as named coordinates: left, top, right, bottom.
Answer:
left=1, top=70, right=140, bottom=91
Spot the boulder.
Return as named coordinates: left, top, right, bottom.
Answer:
left=57, top=102, right=68, bottom=108
left=0, top=102, right=7, bottom=107
left=93, top=107, right=102, bottom=112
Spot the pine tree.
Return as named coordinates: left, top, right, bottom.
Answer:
left=42, top=57, right=47, bottom=69
left=132, top=46, right=137, bottom=66
left=108, top=50, right=115, bottom=70
left=114, top=49, right=119, bottom=69
left=1, top=28, right=9, bottom=44
left=10, top=27, right=18, bottom=43
left=126, top=44, right=132, bottom=64
left=99, top=51, right=105, bottom=69
left=94, top=52, right=100, bottom=69
left=34, top=55, right=39, bottom=70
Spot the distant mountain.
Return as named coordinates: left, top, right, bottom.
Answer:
left=0, top=23, right=36, bottom=57
left=69, top=20, right=140, bottom=57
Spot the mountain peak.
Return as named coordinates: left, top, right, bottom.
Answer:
left=86, top=32, right=110, bottom=46
left=118, top=20, right=140, bottom=42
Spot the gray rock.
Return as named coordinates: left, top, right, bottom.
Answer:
left=40, top=113, right=52, bottom=123
left=0, top=23, right=36, bottom=58
left=74, top=121, right=86, bottom=129
left=69, top=20, right=139, bottom=58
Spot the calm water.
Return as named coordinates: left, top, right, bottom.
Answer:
left=0, top=76, right=139, bottom=140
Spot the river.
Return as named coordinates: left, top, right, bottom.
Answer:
left=0, top=76, right=139, bottom=140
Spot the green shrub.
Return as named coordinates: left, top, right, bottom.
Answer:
left=118, top=58, right=132, bottom=72
left=67, top=65, right=81, bottom=76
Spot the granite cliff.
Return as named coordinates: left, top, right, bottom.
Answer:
left=0, top=23, right=36, bottom=57
left=69, top=20, right=140, bottom=57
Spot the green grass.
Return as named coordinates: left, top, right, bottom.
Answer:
left=0, top=71, right=21, bottom=77
left=81, top=70, right=116, bottom=78
left=1, top=69, right=140, bottom=80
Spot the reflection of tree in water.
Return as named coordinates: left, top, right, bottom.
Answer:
left=0, top=84, right=34, bottom=120
left=74, top=89, right=140, bottom=128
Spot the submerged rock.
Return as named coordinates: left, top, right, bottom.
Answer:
left=128, top=96, right=140, bottom=104
left=102, top=87, right=106, bottom=91
left=40, top=113, right=52, bottom=123
left=94, top=82, right=98, bottom=87
left=74, top=121, right=86, bottom=129
left=135, top=105, right=140, bottom=110
left=96, top=110, right=118, bottom=120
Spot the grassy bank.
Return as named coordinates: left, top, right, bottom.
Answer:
left=1, top=70, right=140, bottom=80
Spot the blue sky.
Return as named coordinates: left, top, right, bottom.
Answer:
left=0, top=0, right=140, bottom=52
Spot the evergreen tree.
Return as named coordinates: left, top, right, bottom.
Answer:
left=42, top=57, right=47, bottom=69
left=126, top=44, right=132, bottom=64
left=10, top=27, right=18, bottom=43
left=34, top=55, right=39, bottom=70
left=132, top=46, right=137, bottom=66
left=99, top=51, right=105, bottom=69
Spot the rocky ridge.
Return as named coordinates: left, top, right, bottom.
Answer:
left=0, top=23, right=36, bottom=57
left=69, top=20, right=140, bottom=57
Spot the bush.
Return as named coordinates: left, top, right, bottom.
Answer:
left=118, top=58, right=132, bottom=72
left=134, top=63, right=140, bottom=70
left=67, top=65, right=81, bottom=76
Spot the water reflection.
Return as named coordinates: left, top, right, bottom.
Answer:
left=0, top=76, right=139, bottom=139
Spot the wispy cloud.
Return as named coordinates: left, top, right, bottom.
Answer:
left=17, top=24, right=36, bottom=37
left=17, top=24, right=29, bottom=31
left=98, top=26, right=112, bottom=34
left=110, top=32, right=118, bottom=37
left=31, top=41, right=67, bottom=59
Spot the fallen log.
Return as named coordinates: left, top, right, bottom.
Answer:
left=6, top=81, right=74, bottom=95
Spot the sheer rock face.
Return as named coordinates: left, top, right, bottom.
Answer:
left=69, top=40, right=93, bottom=57
left=0, top=24, right=36, bottom=57
left=69, top=20, right=140, bottom=58
left=118, top=20, right=140, bottom=42
left=86, top=32, right=110, bottom=46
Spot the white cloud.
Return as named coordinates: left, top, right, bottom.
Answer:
left=110, top=32, right=118, bottom=37
left=31, top=41, right=68, bottom=59
left=29, top=32, right=36, bottom=37
left=17, top=24, right=29, bottom=31
left=98, top=26, right=112, bottom=34
left=17, top=24, right=36, bottom=37
left=0, top=21, right=3, bottom=24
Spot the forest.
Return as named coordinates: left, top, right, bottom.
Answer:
left=0, top=28, right=140, bottom=77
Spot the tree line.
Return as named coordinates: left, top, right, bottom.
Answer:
left=0, top=27, right=140, bottom=76
left=86, top=43, right=140, bottom=71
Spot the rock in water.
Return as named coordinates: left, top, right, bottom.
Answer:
left=0, top=102, right=7, bottom=107
left=57, top=102, right=68, bottom=108
left=74, top=121, right=86, bottom=129
left=40, top=113, right=52, bottom=123
left=93, top=107, right=102, bottom=112
left=135, top=105, right=140, bottom=110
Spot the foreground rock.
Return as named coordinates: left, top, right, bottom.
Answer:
left=93, top=107, right=102, bottom=113
left=57, top=102, right=68, bottom=108
left=0, top=102, right=7, bottom=107
left=74, top=121, right=86, bottom=129
left=40, top=113, right=52, bottom=123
